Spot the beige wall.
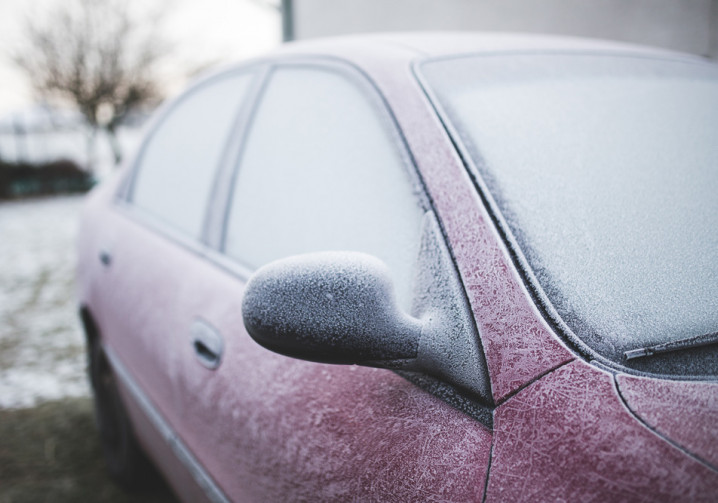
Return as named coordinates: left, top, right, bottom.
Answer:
left=292, top=0, right=718, bottom=59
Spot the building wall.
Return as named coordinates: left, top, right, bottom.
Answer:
left=291, top=0, right=718, bottom=59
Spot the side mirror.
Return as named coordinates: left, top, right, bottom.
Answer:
left=242, top=252, right=423, bottom=369
left=241, top=212, right=493, bottom=405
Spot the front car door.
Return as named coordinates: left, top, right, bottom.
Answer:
left=171, top=59, right=494, bottom=501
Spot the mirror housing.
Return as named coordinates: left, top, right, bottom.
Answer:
left=242, top=252, right=423, bottom=369
left=241, top=212, right=493, bottom=406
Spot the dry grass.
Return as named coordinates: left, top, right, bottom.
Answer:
left=0, top=397, right=176, bottom=503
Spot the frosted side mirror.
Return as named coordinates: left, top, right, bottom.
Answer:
left=242, top=252, right=423, bottom=369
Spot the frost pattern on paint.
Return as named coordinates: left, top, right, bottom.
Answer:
left=374, top=65, right=575, bottom=402
left=97, top=207, right=494, bottom=500
left=183, top=339, right=493, bottom=502
left=418, top=144, right=573, bottom=402
left=617, top=374, right=718, bottom=468
left=487, top=361, right=718, bottom=502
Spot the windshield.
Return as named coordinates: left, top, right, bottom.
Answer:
left=420, top=53, right=718, bottom=371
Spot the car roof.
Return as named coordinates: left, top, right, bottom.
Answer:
left=195, top=32, right=704, bottom=92
left=271, top=31, right=695, bottom=65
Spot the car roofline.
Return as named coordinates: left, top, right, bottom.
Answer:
left=187, top=32, right=708, bottom=92
left=272, top=31, right=704, bottom=62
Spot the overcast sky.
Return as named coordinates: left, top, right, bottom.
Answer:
left=0, top=0, right=282, bottom=116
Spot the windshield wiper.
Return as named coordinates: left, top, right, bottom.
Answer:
left=624, top=331, right=718, bottom=361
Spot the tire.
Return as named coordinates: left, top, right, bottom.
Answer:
left=89, top=340, right=156, bottom=490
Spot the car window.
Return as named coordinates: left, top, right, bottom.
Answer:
left=131, top=72, right=254, bottom=239
left=421, top=54, right=718, bottom=368
left=224, top=65, right=424, bottom=308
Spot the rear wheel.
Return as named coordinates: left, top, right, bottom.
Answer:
left=89, top=340, right=155, bottom=489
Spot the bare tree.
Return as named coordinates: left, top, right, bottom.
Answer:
left=13, top=0, right=169, bottom=167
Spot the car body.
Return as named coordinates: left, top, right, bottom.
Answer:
left=77, top=33, right=718, bottom=501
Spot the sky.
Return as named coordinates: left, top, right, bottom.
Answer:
left=0, top=0, right=282, bottom=116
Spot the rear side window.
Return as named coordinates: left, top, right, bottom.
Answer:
left=131, top=72, right=253, bottom=239
left=224, top=66, right=424, bottom=308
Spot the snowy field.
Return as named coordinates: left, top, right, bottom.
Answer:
left=0, top=195, right=89, bottom=409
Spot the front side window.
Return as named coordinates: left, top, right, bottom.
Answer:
left=131, top=72, right=254, bottom=239
left=224, top=65, right=425, bottom=308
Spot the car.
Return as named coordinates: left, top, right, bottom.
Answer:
left=76, top=32, right=718, bottom=502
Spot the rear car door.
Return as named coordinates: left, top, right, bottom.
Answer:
left=92, top=69, right=257, bottom=495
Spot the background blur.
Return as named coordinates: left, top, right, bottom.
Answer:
left=1, top=1, right=716, bottom=501
left=291, top=0, right=718, bottom=59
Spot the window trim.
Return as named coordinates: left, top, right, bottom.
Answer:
left=203, top=66, right=272, bottom=249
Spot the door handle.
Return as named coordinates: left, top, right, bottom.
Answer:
left=190, top=319, right=224, bottom=369
left=99, top=248, right=112, bottom=267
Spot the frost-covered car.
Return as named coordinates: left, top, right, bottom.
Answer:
left=77, top=33, right=718, bottom=502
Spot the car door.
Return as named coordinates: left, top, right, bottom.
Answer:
left=169, top=60, right=494, bottom=501
left=92, top=69, right=258, bottom=493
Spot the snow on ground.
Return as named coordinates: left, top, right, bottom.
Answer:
left=0, top=195, right=89, bottom=409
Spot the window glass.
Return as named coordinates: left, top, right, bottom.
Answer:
left=225, top=67, right=424, bottom=308
left=132, top=73, right=253, bottom=238
left=421, top=54, right=718, bottom=363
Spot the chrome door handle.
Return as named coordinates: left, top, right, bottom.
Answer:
left=190, top=319, right=224, bottom=369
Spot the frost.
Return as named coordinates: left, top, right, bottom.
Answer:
left=488, top=362, right=718, bottom=500
left=243, top=212, right=492, bottom=402
left=224, top=66, right=424, bottom=311
left=617, top=375, right=718, bottom=468
left=0, top=195, right=89, bottom=409
left=423, top=54, right=718, bottom=360
left=132, top=72, right=253, bottom=239
left=243, top=250, right=422, bottom=364
left=411, top=212, right=492, bottom=402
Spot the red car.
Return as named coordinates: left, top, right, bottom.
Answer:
left=77, top=33, right=718, bottom=501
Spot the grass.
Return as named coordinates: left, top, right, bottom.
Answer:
left=0, top=398, right=177, bottom=503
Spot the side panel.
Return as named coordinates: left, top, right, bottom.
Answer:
left=486, top=361, right=718, bottom=501
left=617, top=375, right=718, bottom=469
left=89, top=206, right=189, bottom=435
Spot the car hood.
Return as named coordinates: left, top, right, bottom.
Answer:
left=616, top=374, right=718, bottom=469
